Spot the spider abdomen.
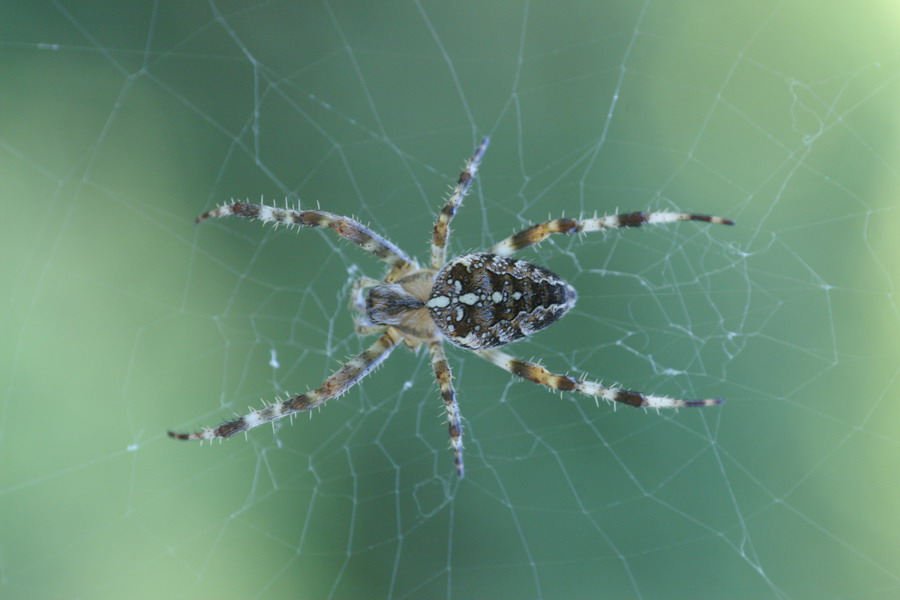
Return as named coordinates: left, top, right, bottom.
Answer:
left=427, top=252, right=577, bottom=350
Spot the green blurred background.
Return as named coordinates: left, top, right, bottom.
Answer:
left=2, top=1, right=900, bottom=598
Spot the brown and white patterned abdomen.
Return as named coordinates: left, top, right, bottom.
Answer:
left=427, top=253, right=577, bottom=349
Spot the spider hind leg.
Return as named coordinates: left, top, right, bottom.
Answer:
left=476, top=349, right=723, bottom=409
left=490, top=210, right=734, bottom=256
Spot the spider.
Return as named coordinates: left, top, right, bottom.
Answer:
left=169, top=137, right=733, bottom=477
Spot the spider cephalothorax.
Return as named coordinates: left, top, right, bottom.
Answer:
left=170, top=137, right=733, bottom=477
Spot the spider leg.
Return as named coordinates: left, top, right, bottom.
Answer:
left=197, top=202, right=417, bottom=281
left=476, top=348, right=723, bottom=409
left=169, top=330, right=402, bottom=441
left=428, top=341, right=465, bottom=477
left=489, top=210, right=734, bottom=256
left=431, top=137, right=490, bottom=270
left=354, top=323, right=388, bottom=337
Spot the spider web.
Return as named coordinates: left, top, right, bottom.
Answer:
left=3, top=1, right=900, bottom=598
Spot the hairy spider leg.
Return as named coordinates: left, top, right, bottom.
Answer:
left=489, top=210, right=734, bottom=256
left=476, top=349, right=723, bottom=409
left=197, top=202, right=418, bottom=282
left=169, top=330, right=402, bottom=440
left=428, top=341, right=465, bottom=477
left=431, top=137, right=490, bottom=270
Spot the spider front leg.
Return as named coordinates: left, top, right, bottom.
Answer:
left=197, top=202, right=417, bottom=282
left=428, top=341, right=465, bottom=477
left=476, top=349, right=723, bottom=409
left=431, top=137, right=490, bottom=270
left=169, top=330, right=402, bottom=441
left=489, top=210, right=734, bottom=256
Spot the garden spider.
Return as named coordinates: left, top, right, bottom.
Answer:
left=169, top=137, right=733, bottom=477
